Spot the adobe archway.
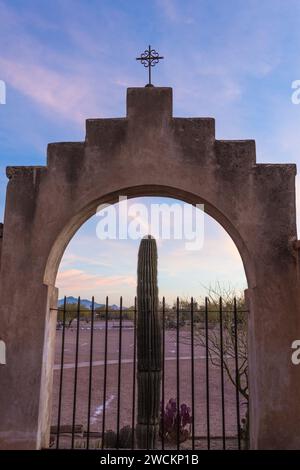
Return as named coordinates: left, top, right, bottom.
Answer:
left=0, top=87, right=299, bottom=449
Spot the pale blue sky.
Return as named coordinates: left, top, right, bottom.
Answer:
left=57, top=198, right=246, bottom=305
left=0, top=0, right=299, bottom=304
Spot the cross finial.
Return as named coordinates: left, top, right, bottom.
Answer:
left=136, top=45, right=164, bottom=87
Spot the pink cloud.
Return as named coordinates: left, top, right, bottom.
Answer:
left=0, top=57, right=92, bottom=124
left=57, top=268, right=136, bottom=292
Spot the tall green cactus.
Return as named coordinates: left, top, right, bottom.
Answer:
left=136, top=235, right=161, bottom=449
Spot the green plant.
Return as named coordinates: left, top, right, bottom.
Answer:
left=119, top=425, right=133, bottom=448
left=240, top=409, right=249, bottom=449
left=160, top=399, right=192, bottom=443
left=57, top=303, right=90, bottom=328
left=103, top=429, right=117, bottom=448
left=136, top=235, right=161, bottom=449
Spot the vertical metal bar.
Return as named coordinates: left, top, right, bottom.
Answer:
left=71, top=296, right=81, bottom=449
left=161, top=297, right=165, bottom=450
left=56, top=296, right=66, bottom=449
left=219, top=297, right=226, bottom=450
left=131, top=296, right=137, bottom=449
left=86, top=297, right=95, bottom=450
left=191, top=297, right=195, bottom=450
left=146, top=303, right=150, bottom=450
left=176, top=296, right=180, bottom=450
left=234, top=297, right=241, bottom=450
left=116, top=297, right=123, bottom=449
left=205, top=297, right=211, bottom=450
left=101, top=296, right=109, bottom=449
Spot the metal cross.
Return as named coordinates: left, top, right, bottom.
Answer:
left=136, top=45, right=164, bottom=87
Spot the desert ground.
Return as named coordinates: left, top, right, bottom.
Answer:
left=51, top=321, right=245, bottom=449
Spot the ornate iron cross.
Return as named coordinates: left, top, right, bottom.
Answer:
left=136, top=45, right=164, bottom=87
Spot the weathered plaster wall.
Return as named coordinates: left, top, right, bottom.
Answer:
left=0, top=87, right=299, bottom=449
left=0, top=223, right=3, bottom=268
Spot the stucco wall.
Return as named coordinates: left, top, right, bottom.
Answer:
left=0, top=87, right=299, bottom=449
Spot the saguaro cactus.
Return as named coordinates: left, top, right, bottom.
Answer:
left=136, top=235, right=161, bottom=449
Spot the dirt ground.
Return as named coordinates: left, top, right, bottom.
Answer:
left=51, top=321, right=246, bottom=450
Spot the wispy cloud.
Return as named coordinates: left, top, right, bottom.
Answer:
left=0, top=58, right=93, bottom=124
left=56, top=206, right=246, bottom=304
left=156, top=0, right=195, bottom=24
left=59, top=252, right=113, bottom=270
left=0, top=1, right=139, bottom=126
left=57, top=268, right=136, bottom=301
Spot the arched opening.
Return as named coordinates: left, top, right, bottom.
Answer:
left=46, top=188, right=250, bottom=450
left=1, top=85, right=299, bottom=451
left=44, top=185, right=255, bottom=289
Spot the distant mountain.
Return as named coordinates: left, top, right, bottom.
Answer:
left=57, top=297, right=104, bottom=309
left=57, top=296, right=126, bottom=310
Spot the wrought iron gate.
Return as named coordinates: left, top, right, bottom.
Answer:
left=50, top=296, right=248, bottom=450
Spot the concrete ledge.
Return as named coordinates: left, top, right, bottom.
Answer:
left=47, top=142, right=85, bottom=169
left=85, top=118, right=127, bottom=147
left=215, top=139, right=256, bottom=168
left=127, top=87, right=173, bottom=122
left=173, top=117, right=215, bottom=137
left=6, top=166, right=46, bottom=180
left=254, top=163, right=297, bottom=175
